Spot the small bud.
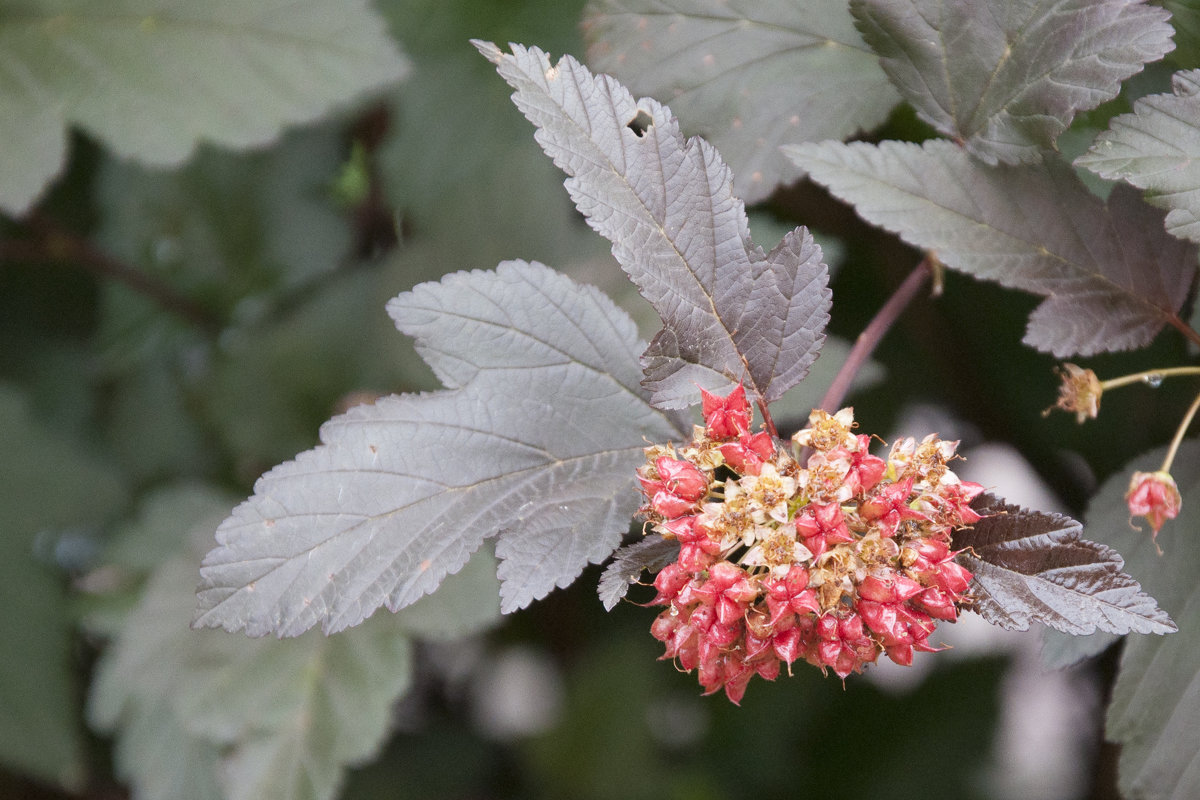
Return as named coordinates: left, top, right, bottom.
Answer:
left=701, top=385, right=752, bottom=439
left=1126, top=470, right=1182, bottom=540
left=1046, top=363, right=1102, bottom=423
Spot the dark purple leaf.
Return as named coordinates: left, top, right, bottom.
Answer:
left=954, top=494, right=1176, bottom=635
left=785, top=139, right=1198, bottom=357
left=477, top=41, right=832, bottom=409
left=1078, top=69, right=1200, bottom=245
left=852, top=0, right=1174, bottom=165
left=598, top=536, right=679, bottom=611
left=582, top=0, right=901, bottom=203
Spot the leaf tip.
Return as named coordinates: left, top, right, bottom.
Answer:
left=470, top=39, right=503, bottom=63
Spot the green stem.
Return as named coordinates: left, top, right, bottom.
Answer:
left=1161, top=390, right=1200, bottom=473
left=1099, top=366, right=1200, bottom=392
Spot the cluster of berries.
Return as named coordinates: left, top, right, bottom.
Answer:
left=636, top=386, right=983, bottom=703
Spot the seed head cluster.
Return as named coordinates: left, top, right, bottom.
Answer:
left=636, top=386, right=983, bottom=703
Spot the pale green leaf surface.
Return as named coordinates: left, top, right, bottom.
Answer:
left=195, top=261, right=686, bottom=634
left=1077, top=69, right=1200, bottom=245
left=851, top=0, right=1174, bottom=165
left=582, top=0, right=901, bottom=203
left=100, top=483, right=238, bottom=574
left=91, top=555, right=420, bottom=800
left=378, top=0, right=611, bottom=271
left=111, top=702, right=224, bottom=800
left=785, top=139, right=1197, bottom=357
left=1039, top=441, right=1200, bottom=797
left=0, top=384, right=125, bottom=789
left=0, top=0, right=407, bottom=213
left=1045, top=442, right=1200, bottom=799
left=1163, top=1, right=1200, bottom=68
left=479, top=42, right=831, bottom=409
left=95, top=124, right=354, bottom=297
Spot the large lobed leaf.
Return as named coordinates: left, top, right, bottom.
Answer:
left=194, top=261, right=686, bottom=636
left=786, top=139, right=1198, bottom=357
left=953, top=494, right=1174, bottom=635
left=851, top=0, right=1174, bottom=165
left=1077, top=69, right=1200, bottom=245
left=94, top=548, right=498, bottom=800
left=0, top=0, right=407, bottom=214
left=477, top=41, right=831, bottom=409
left=581, top=0, right=901, bottom=204
left=1036, top=442, right=1200, bottom=800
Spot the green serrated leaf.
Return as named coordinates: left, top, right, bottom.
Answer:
left=202, top=266, right=430, bottom=470
left=0, top=0, right=407, bottom=214
left=785, top=139, right=1198, bottom=357
left=91, top=555, right=422, bottom=800
left=94, top=123, right=354, bottom=308
left=852, top=0, right=1174, bottom=165
left=582, top=0, right=900, bottom=203
left=1077, top=69, right=1200, bottom=245
left=0, top=384, right=126, bottom=789
left=1163, top=0, right=1200, bottom=68
left=378, top=1, right=608, bottom=270
left=194, top=261, right=686, bottom=636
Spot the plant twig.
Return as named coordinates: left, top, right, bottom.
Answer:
left=818, top=254, right=934, bottom=414
left=1167, top=313, right=1200, bottom=350
left=756, top=397, right=779, bottom=440
left=6, top=213, right=220, bottom=333
left=1161, top=390, right=1200, bottom=474
left=1099, top=366, right=1200, bottom=392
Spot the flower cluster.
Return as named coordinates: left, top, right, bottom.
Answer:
left=636, top=386, right=983, bottom=703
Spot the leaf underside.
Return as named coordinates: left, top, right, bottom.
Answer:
left=477, top=41, right=832, bottom=409
left=582, top=0, right=901, bottom=203
left=952, top=494, right=1175, bottom=636
left=598, top=536, right=680, bottom=611
left=1078, top=69, right=1200, bottom=246
left=194, top=261, right=686, bottom=636
left=785, top=139, right=1198, bottom=357
left=851, top=0, right=1174, bottom=165
left=0, top=0, right=407, bottom=214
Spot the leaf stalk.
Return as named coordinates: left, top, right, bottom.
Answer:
left=1161, top=390, right=1200, bottom=474
left=818, top=253, right=935, bottom=414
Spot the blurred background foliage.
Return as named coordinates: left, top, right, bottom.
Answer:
left=1, top=0, right=1194, bottom=798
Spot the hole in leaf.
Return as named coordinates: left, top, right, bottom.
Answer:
left=627, top=109, right=653, bottom=137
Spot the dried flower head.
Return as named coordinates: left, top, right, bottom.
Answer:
left=636, top=387, right=983, bottom=703
left=1126, top=470, right=1182, bottom=546
left=1046, top=363, right=1102, bottom=423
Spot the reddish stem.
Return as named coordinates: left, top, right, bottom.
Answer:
left=756, top=397, right=779, bottom=440
left=818, top=256, right=934, bottom=414
left=7, top=213, right=220, bottom=333
left=1166, top=313, right=1200, bottom=350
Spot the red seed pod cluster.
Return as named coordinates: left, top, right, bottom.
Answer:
left=635, top=386, right=984, bottom=703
